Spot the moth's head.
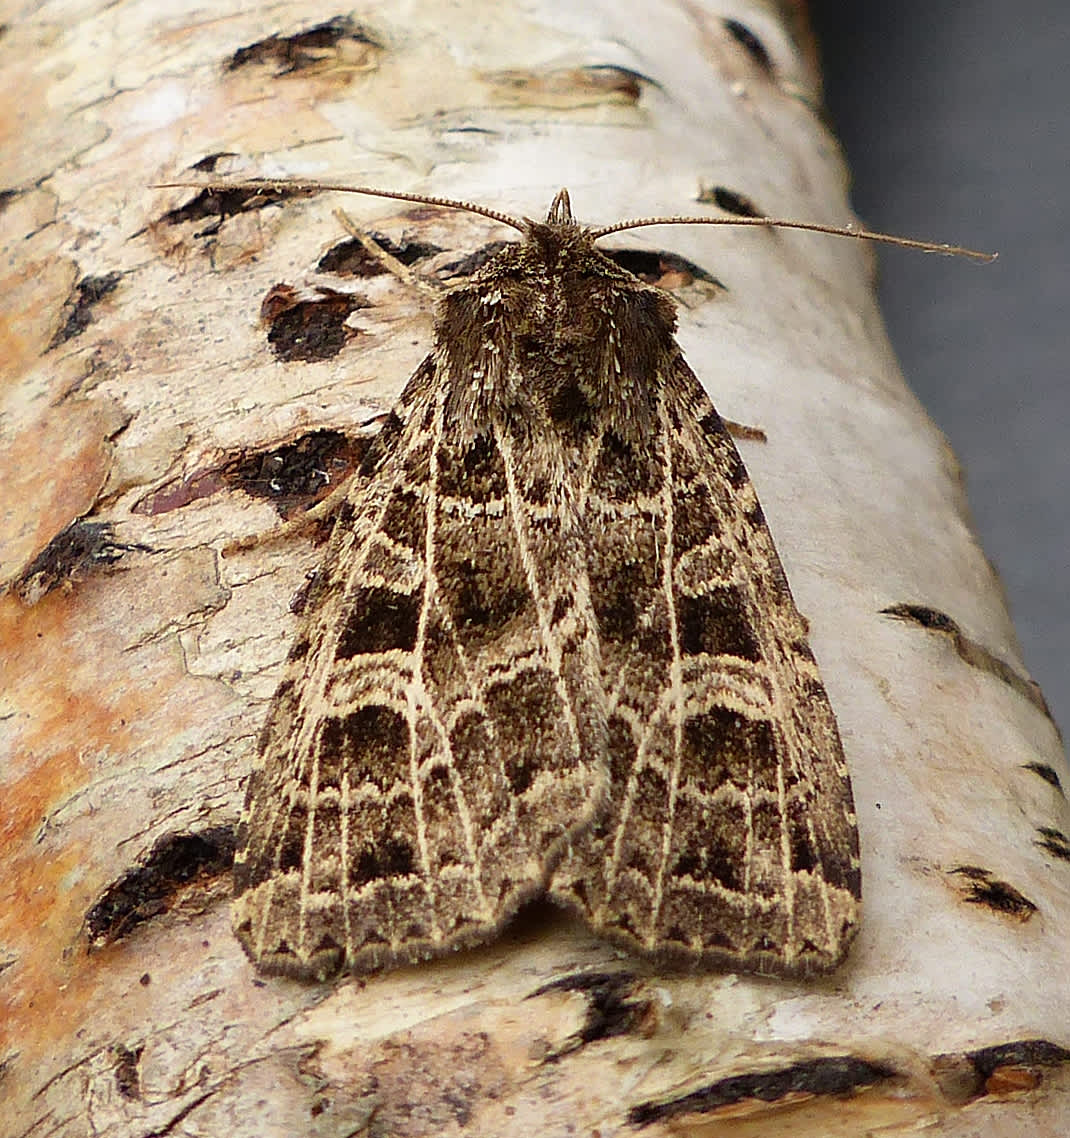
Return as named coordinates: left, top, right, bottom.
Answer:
left=516, top=189, right=611, bottom=274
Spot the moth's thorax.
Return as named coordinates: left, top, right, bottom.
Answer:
left=434, top=222, right=680, bottom=446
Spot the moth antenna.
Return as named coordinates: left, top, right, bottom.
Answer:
left=152, top=179, right=995, bottom=262
left=152, top=178, right=527, bottom=234
left=590, top=213, right=997, bottom=262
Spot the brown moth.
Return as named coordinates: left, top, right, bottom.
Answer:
left=181, top=182, right=989, bottom=979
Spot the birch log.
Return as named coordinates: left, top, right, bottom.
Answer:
left=1, top=2, right=1067, bottom=1136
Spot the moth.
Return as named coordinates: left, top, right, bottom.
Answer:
left=184, top=181, right=989, bottom=980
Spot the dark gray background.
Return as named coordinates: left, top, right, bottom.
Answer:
left=810, top=3, right=1068, bottom=749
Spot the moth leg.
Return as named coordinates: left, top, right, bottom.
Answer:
left=721, top=418, right=767, bottom=443
left=224, top=209, right=443, bottom=562
left=332, top=209, right=443, bottom=298
left=222, top=475, right=355, bottom=557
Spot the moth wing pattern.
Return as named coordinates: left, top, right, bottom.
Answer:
left=548, top=299, right=860, bottom=975
left=232, top=195, right=861, bottom=981
left=233, top=317, right=608, bottom=979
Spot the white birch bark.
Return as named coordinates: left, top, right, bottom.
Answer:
left=1, top=1, right=1067, bottom=1135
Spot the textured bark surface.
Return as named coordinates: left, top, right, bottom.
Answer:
left=1, top=2, right=1067, bottom=1136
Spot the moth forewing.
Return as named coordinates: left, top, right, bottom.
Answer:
left=209, top=184, right=986, bottom=978
left=232, top=225, right=614, bottom=980
left=545, top=348, right=861, bottom=975
left=502, top=223, right=862, bottom=974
